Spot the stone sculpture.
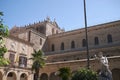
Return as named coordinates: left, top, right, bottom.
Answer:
left=95, top=52, right=112, bottom=80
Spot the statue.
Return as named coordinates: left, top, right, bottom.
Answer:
left=95, top=52, right=112, bottom=80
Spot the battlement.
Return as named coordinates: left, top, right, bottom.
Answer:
left=10, top=17, right=64, bottom=36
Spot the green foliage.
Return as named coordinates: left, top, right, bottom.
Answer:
left=31, top=50, right=46, bottom=71
left=0, top=12, right=3, bottom=24
left=0, top=11, right=9, bottom=37
left=58, top=67, right=71, bottom=80
left=0, top=24, right=9, bottom=37
left=0, top=12, right=3, bottom=16
left=0, top=12, right=10, bottom=66
left=0, top=46, right=7, bottom=56
left=30, top=50, right=46, bottom=80
left=71, top=68, right=98, bottom=80
left=0, top=57, right=10, bottom=66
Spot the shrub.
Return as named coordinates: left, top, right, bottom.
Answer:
left=71, top=68, right=98, bottom=80
left=58, top=67, right=71, bottom=80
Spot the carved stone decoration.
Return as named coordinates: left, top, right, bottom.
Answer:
left=22, top=45, right=26, bottom=54
left=95, top=52, right=113, bottom=80
left=10, top=42, right=16, bottom=51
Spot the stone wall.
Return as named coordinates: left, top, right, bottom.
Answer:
left=0, top=35, right=34, bottom=80
left=4, top=35, right=33, bottom=68
left=43, top=21, right=120, bottom=63
left=46, top=21, right=120, bottom=53
left=29, top=30, right=46, bottom=50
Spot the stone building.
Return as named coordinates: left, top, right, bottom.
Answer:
left=1, top=18, right=120, bottom=80
left=0, top=35, right=33, bottom=80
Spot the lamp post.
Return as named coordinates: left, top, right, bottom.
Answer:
left=83, top=0, right=90, bottom=69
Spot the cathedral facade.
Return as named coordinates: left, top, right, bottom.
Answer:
left=0, top=18, right=120, bottom=80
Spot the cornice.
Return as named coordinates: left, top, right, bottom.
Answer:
left=48, top=20, right=120, bottom=38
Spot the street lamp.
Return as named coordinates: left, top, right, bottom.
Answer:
left=83, top=0, right=90, bottom=69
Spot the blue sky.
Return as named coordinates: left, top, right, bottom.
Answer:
left=0, top=0, right=120, bottom=31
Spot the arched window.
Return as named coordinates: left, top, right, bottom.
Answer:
left=107, top=34, right=112, bottom=43
left=52, top=28, right=54, bottom=34
left=40, top=38, right=42, bottom=45
left=71, top=41, right=75, bottom=49
left=61, top=42, right=64, bottom=50
left=51, top=44, right=55, bottom=51
left=82, top=39, right=86, bottom=47
left=94, top=37, right=99, bottom=45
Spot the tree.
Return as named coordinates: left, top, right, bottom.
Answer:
left=58, top=67, right=71, bottom=80
left=30, top=50, right=46, bottom=80
left=0, top=12, right=9, bottom=66
left=71, top=68, right=98, bottom=80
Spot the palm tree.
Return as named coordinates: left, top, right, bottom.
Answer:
left=58, top=67, right=71, bottom=80
left=30, top=50, right=46, bottom=80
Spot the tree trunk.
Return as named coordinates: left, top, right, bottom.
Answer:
left=34, top=71, right=39, bottom=80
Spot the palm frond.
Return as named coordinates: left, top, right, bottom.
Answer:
left=31, top=49, right=46, bottom=73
